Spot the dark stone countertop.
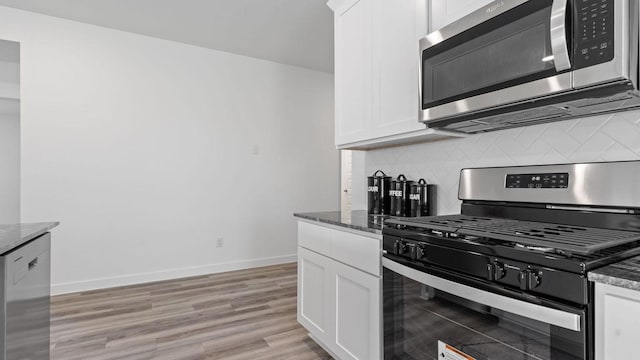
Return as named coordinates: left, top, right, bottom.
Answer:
left=589, top=255, right=640, bottom=292
left=294, top=210, right=391, bottom=235
left=0, top=222, right=59, bottom=255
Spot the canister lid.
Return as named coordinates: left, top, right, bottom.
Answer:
left=370, top=170, right=390, bottom=179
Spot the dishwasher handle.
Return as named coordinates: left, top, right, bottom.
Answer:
left=28, top=257, right=39, bottom=270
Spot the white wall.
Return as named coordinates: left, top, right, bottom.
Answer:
left=365, top=113, right=640, bottom=215
left=351, top=150, right=367, bottom=210
left=0, top=6, right=339, bottom=294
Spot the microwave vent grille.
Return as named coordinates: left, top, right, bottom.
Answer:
left=445, top=106, right=571, bottom=133
left=568, top=94, right=635, bottom=109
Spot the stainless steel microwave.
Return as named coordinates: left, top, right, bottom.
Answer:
left=419, top=0, right=640, bottom=133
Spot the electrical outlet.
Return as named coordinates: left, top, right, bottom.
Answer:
left=216, top=237, right=224, bottom=248
left=251, top=145, right=260, bottom=155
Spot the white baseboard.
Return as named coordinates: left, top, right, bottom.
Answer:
left=51, top=254, right=297, bottom=295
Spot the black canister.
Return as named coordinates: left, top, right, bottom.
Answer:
left=367, top=170, right=391, bottom=215
left=389, top=179, right=398, bottom=215
left=390, top=174, right=413, bottom=217
left=409, top=179, right=436, bottom=217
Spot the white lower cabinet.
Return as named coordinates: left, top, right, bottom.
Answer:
left=333, top=260, right=380, bottom=360
left=595, top=283, right=640, bottom=359
left=297, top=221, right=381, bottom=360
left=298, top=247, right=332, bottom=346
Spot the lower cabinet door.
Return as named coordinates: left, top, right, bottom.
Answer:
left=332, top=260, right=381, bottom=360
left=595, top=283, right=640, bottom=360
left=298, top=246, right=381, bottom=360
left=298, top=247, right=334, bottom=346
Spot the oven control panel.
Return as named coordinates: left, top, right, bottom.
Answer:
left=506, top=173, right=569, bottom=189
left=574, top=0, right=614, bottom=69
left=382, top=235, right=588, bottom=305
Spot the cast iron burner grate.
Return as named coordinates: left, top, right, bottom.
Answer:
left=386, top=215, right=640, bottom=255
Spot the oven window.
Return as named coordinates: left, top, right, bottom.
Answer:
left=422, top=0, right=560, bottom=109
left=383, top=268, right=585, bottom=360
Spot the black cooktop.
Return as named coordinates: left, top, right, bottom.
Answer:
left=386, top=215, right=640, bottom=256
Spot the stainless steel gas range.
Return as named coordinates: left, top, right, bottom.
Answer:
left=382, top=161, right=640, bottom=360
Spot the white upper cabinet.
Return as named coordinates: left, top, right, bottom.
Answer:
left=373, top=0, right=424, bottom=138
left=329, top=0, right=463, bottom=149
left=428, top=0, right=494, bottom=32
left=333, top=0, right=374, bottom=145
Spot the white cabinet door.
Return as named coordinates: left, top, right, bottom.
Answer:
left=332, top=260, right=381, bottom=360
left=334, top=0, right=374, bottom=145
left=372, top=0, right=424, bottom=138
left=330, top=0, right=466, bottom=149
left=595, top=283, right=640, bottom=360
left=428, top=0, right=494, bottom=32
left=298, top=247, right=334, bottom=346
left=331, top=228, right=381, bottom=277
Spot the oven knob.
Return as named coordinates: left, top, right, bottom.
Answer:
left=486, top=262, right=506, bottom=281
left=519, top=269, right=542, bottom=291
left=530, top=270, right=542, bottom=289
left=486, top=264, right=496, bottom=281
left=393, top=239, right=405, bottom=255
left=408, top=244, right=425, bottom=260
left=408, top=244, right=417, bottom=260
left=494, top=262, right=506, bottom=280
left=393, top=240, right=400, bottom=254
left=518, top=270, right=531, bottom=291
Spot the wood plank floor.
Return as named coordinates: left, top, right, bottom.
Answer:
left=51, top=263, right=333, bottom=360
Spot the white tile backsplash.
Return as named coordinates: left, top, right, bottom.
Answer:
left=365, top=112, right=640, bottom=215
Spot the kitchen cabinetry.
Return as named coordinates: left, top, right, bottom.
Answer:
left=297, top=221, right=381, bottom=360
left=298, top=247, right=332, bottom=346
left=373, top=0, right=422, bottom=139
left=328, top=0, right=464, bottom=150
left=333, top=0, right=373, bottom=145
left=332, top=259, right=379, bottom=360
left=594, top=283, right=640, bottom=359
left=428, top=0, right=493, bottom=32
left=3, top=233, right=51, bottom=360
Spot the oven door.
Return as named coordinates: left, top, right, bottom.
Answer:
left=383, top=257, right=587, bottom=360
left=419, top=0, right=573, bottom=123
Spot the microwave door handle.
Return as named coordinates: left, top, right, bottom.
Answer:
left=550, top=0, right=571, bottom=71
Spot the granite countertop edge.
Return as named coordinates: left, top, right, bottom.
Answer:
left=0, top=222, right=60, bottom=255
left=294, top=211, right=382, bottom=235
left=588, top=255, right=640, bottom=292
left=588, top=272, right=640, bottom=291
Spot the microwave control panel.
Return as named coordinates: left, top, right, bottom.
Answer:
left=574, top=0, right=614, bottom=69
left=506, top=173, right=569, bottom=189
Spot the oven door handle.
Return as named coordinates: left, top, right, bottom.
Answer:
left=550, top=0, right=572, bottom=71
left=382, top=258, right=581, bottom=331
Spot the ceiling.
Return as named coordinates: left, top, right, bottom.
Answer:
left=0, top=0, right=334, bottom=73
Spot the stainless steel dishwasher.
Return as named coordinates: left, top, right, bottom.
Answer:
left=1, top=233, right=51, bottom=360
